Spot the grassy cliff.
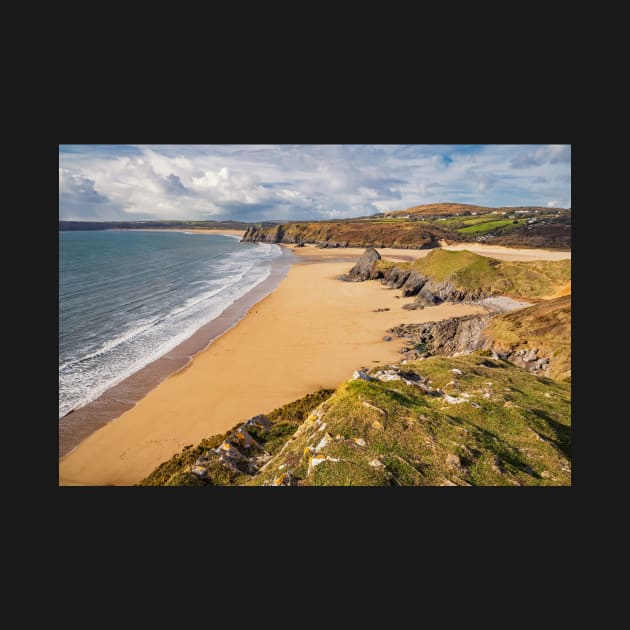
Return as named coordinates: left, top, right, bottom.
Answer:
left=139, top=389, right=334, bottom=486
left=242, top=221, right=450, bottom=249
left=376, top=249, right=571, bottom=300
left=141, top=355, right=571, bottom=486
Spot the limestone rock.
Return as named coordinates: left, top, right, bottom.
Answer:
left=344, top=247, right=381, bottom=281
left=271, top=472, right=298, bottom=486
left=190, top=465, right=207, bottom=477
left=400, top=271, right=428, bottom=297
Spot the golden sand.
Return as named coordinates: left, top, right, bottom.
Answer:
left=59, top=256, right=486, bottom=485
left=59, top=241, right=569, bottom=486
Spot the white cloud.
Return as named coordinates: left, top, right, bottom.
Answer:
left=511, top=144, right=571, bottom=169
left=59, top=144, right=572, bottom=221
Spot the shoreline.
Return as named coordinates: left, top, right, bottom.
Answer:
left=58, top=243, right=293, bottom=459
left=59, top=240, right=570, bottom=486
left=111, top=228, right=247, bottom=237
left=59, top=255, right=490, bottom=486
left=283, top=242, right=570, bottom=263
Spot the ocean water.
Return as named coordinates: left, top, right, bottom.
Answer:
left=59, top=230, right=281, bottom=419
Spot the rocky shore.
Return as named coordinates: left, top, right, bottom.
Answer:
left=341, top=247, right=494, bottom=308
left=340, top=247, right=569, bottom=380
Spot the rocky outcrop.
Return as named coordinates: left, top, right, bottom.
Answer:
left=399, top=278, right=490, bottom=309
left=390, top=315, right=493, bottom=360
left=142, top=354, right=571, bottom=487
left=399, top=271, right=428, bottom=297
left=389, top=314, right=555, bottom=377
left=190, top=414, right=273, bottom=479
left=381, top=266, right=410, bottom=288
left=342, top=249, right=492, bottom=305
left=340, top=247, right=381, bottom=281
left=242, top=224, right=285, bottom=243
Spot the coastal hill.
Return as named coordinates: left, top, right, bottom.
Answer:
left=385, top=202, right=559, bottom=218
left=140, top=247, right=571, bottom=487
left=345, top=247, right=571, bottom=304
left=242, top=220, right=449, bottom=250
left=59, top=202, right=571, bottom=249
left=242, top=203, right=571, bottom=249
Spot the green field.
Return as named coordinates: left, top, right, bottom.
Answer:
left=458, top=219, right=519, bottom=234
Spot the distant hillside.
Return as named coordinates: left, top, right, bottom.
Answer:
left=242, top=221, right=451, bottom=249
left=243, top=204, right=571, bottom=250
left=386, top=202, right=567, bottom=218
left=387, top=202, right=495, bottom=217
left=60, top=202, right=570, bottom=249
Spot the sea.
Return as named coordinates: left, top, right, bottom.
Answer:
left=59, top=230, right=282, bottom=420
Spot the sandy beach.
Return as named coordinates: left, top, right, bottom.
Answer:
left=288, top=242, right=571, bottom=263
left=59, top=240, right=570, bottom=486
left=59, top=250, right=489, bottom=485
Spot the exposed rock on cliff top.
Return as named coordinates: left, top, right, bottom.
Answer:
left=388, top=295, right=571, bottom=381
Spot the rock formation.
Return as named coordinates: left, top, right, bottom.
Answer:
left=340, top=247, right=382, bottom=281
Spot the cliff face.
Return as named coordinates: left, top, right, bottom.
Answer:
left=242, top=224, right=285, bottom=243
left=241, top=222, right=446, bottom=249
left=387, top=295, right=571, bottom=381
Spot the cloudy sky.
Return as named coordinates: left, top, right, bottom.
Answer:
left=59, top=144, right=571, bottom=222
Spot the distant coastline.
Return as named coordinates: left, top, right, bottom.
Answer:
left=59, top=234, right=289, bottom=460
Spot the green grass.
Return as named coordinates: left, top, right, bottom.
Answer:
left=485, top=295, right=571, bottom=380
left=137, top=388, right=334, bottom=486
left=250, top=354, right=570, bottom=486
left=458, top=219, right=525, bottom=234
left=409, top=249, right=570, bottom=298
left=140, top=335, right=571, bottom=487
left=412, top=249, right=496, bottom=282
